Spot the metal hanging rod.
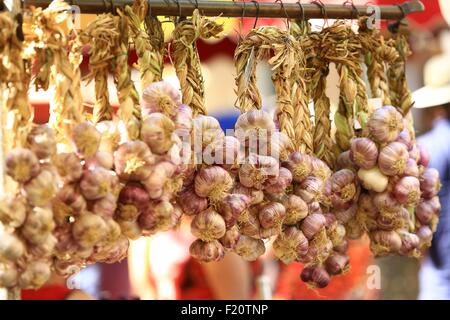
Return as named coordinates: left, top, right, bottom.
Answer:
left=22, top=0, right=424, bottom=20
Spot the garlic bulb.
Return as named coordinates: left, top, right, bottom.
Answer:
left=85, top=151, right=114, bottom=170
left=378, top=142, right=409, bottom=176
left=189, top=239, right=225, bottom=263
left=54, top=152, right=83, bottom=182
left=141, top=113, right=175, bottom=155
left=220, top=225, right=240, bottom=250
left=118, top=220, right=141, bottom=240
left=301, top=213, right=326, bottom=240
left=367, top=105, right=403, bottom=143
left=28, top=233, right=57, bottom=258
left=142, top=81, right=182, bottom=117
left=72, top=213, right=107, bottom=248
left=175, top=104, right=193, bottom=134
left=92, top=193, right=118, bottom=219
left=143, top=161, right=176, bottom=199
left=329, top=169, right=357, bottom=209
left=0, top=195, right=27, bottom=228
left=258, top=202, right=286, bottom=229
left=206, top=136, right=241, bottom=169
left=114, top=141, right=155, bottom=181
left=336, top=150, right=354, bottom=170
left=193, top=115, right=225, bottom=150
left=139, top=201, right=174, bottom=234
left=195, top=166, right=234, bottom=203
left=264, top=167, right=293, bottom=193
left=21, top=206, right=55, bottom=244
left=27, top=125, right=56, bottom=159
left=0, top=263, right=18, bottom=288
left=80, top=167, right=115, bottom=200
left=393, top=176, right=421, bottom=206
left=218, top=193, right=250, bottom=228
left=235, top=109, right=276, bottom=136
left=284, top=152, right=312, bottom=183
left=177, top=187, right=208, bottom=216
left=72, top=121, right=102, bottom=158
left=370, top=230, right=402, bottom=256
left=232, top=184, right=264, bottom=205
left=294, top=176, right=324, bottom=204
left=282, top=194, right=308, bottom=225
left=0, top=233, right=25, bottom=262
left=350, top=138, right=378, bottom=169
left=5, top=148, right=40, bottom=183
left=325, top=253, right=349, bottom=275
left=52, top=185, right=86, bottom=225
left=234, top=235, right=265, bottom=261
left=310, top=157, right=332, bottom=181
left=420, top=168, right=441, bottom=199
left=18, top=260, right=51, bottom=289
left=273, top=226, right=308, bottom=264
left=239, top=154, right=279, bottom=190
left=191, top=208, right=227, bottom=241
left=23, top=170, right=58, bottom=207
left=357, top=167, right=389, bottom=193
left=96, top=121, right=121, bottom=153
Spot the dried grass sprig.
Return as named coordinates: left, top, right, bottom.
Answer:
left=172, top=9, right=223, bottom=116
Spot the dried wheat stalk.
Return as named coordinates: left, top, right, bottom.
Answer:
left=173, top=9, right=223, bottom=116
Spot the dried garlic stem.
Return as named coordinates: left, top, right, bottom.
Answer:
left=173, top=9, right=223, bottom=116
left=358, top=18, right=398, bottom=106
left=1, top=12, right=33, bottom=150
left=124, top=4, right=164, bottom=90
left=234, top=30, right=262, bottom=113
left=113, top=13, right=141, bottom=140
left=387, top=24, right=414, bottom=128
left=30, top=2, right=84, bottom=141
left=81, top=14, right=119, bottom=123
left=290, top=20, right=314, bottom=155
left=322, top=22, right=368, bottom=153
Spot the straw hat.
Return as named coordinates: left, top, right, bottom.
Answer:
left=413, top=31, right=450, bottom=109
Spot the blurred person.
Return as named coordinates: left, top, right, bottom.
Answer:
left=414, top=30, right=450, bottom=300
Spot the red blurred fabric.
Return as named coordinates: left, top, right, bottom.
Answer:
left=22, top=285, right=73, bottom=300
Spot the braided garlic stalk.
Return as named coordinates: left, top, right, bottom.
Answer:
left=358, top=17, right=399, bottom=106
left=289, top=20, right=314, bottom=156
left=173, top=9, right=223, bottom=116
left=113, top=13, right=141, bottom=140
left=80, top=14, right=119, bottom=124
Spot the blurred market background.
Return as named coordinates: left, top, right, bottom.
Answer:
left=1, top=0, right=450, bottom=300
